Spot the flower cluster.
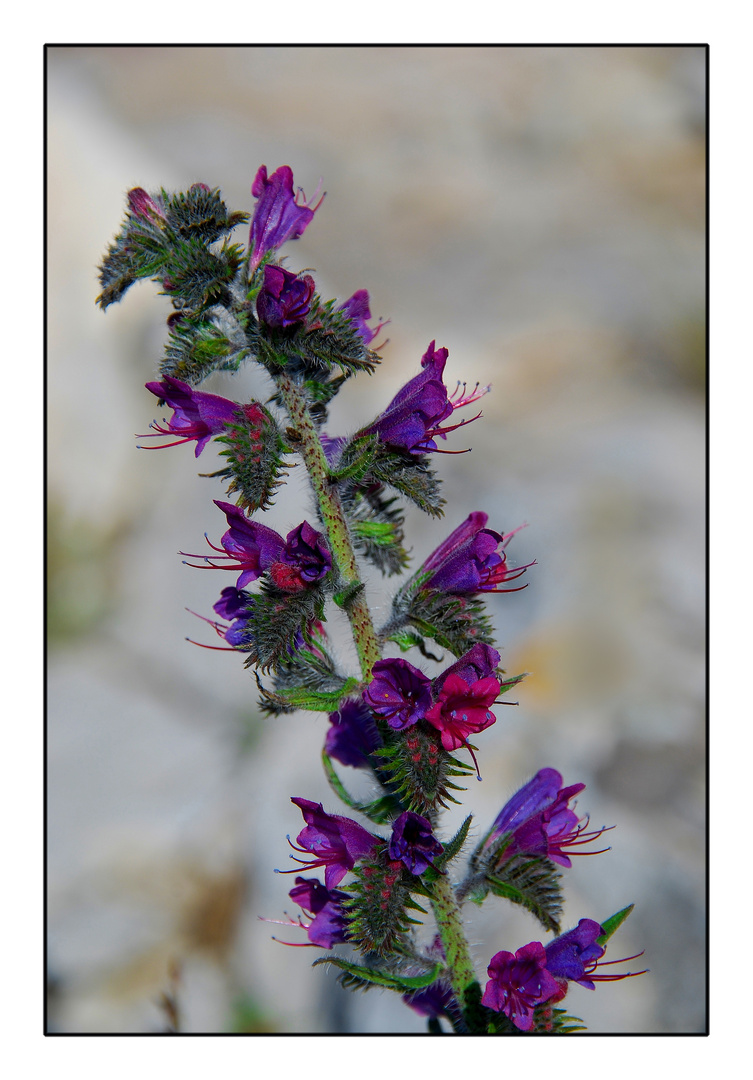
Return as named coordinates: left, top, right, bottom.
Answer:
left=99, top=162, right=646, bottom=1036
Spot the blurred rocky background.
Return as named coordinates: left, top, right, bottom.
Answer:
left=47, top=45, right=705, bottom=1033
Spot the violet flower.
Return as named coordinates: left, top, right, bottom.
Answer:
left=481, top=943, right=561, bottom=1031
left=141, top=377, right=238, bottom=456
left=545, top=920, right=648, bottom=995
left=288, top=876, right=350, bottom=949
left=337, top=289, right=386, bottom=346
left=363, top=658, right=433, bottom=731
left=388, top=811, right=443, bottom=875
left=403, top=982, right=453, bottom=1020
left=360, top=341, right=487, bottom=455
left=325, top=699, right=383, bottom=769
left=256, top=265, right=315, bottom=328
left=212, top=586, right=256, bottom=647
left=248, top=165, right=324, bottom=273
left=182, top=501, right=330, bottom=592
left=285, top=797, right=379, bottom=889
left=484, top=768, right=611, bottom=869
left=433, top=643, right=501, bottom=693
left=419, top=512, right=534, bottom=595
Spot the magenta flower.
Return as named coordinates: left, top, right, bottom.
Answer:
left=388, top=812, right=443, bottom=875
left=248, top=165, right=324, bottom=273
left=433, top=643, right=501, bottom=692
left=288, top=876, right=350, bottom=949
left=141, top=377, right=238, bottom=456
left=212, top=586, right=256, bottom=647
left=181, top=501, right=331, bottom=591
left=256, top=265, right=316, bottom=328
left=363, top=658, right=433, bottom=731
left=420, top=512, right=534, bottom=595
left=481, top=943, right=561, bottom=1031
left=127, top=187, right=166, bottom=222
left=285, top=798, right=379, bottom=889
left=360, top=341, right=487, bottom=455
left=325, top=699, right=383, bottom=769
left=424, top=673, right=500, bottom=753
left=485, top=768, right=611, bottom=869
left=337, top=289, right=387, bottom=346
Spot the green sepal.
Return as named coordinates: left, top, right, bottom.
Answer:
left=434, top=815, right=473, bottom=871
left=260, top=678, right=361, bottom=714
left=597, top=903, right=635, bottom=946
left=388, top=631, right=444, bottom=662
left=371, top=731, right=474, bottom=816
left=484, top=856, right=563, bottom=934
left=312, top=955, right=443, bottom=995
left=366, top=446, right=445, bottom=517
left=161, top=186, right=249, bottom=244
left=321, top=751, right=402, bottom=825
left=341, top=482, right=408, bottom=577
left=241, top=580, right=326, bottom=673
left=388, top=582, right=496, bottom=658
left=216, top=402, right=290, bottom=513
left=160, top=315, right=247, bottom=385
left=329, top=434, right=380, bottom=483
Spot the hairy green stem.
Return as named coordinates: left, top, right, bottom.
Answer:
left=430, top=873, right=478, bottom=1011
left=276, top=372, right=381, bottom=679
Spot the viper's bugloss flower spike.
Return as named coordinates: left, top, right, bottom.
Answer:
left=484, top=768, right=612, bottom=868
left=424, top=673, right=500, bottom=752
left=283, top=798, right=379, bottom=889
left=388, top=811, right=443, bottom=875
left=181, top=501, right=330, bottom=592
left=362, top=658, right=433, bottom=731
left=325, top=699, right=383, bottom=769
left=256, top=265, right=316, bottom=328
left=359, top=341, right=487, bottom=455
left=140, top=377, right=239, bottom=456
left=127, top=187, right=166, bottom=222
left=288, top=876, right=351, bottom=948
left=420, top=512, right=535, bottom=594
left=337, top=289, right=388, bottom=346
left=481, top=943, right=561, bottom=1031
left=248, top=165, right=324, bottom=272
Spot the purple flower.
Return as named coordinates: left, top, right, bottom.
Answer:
left=388, top=812, right=443, bottom=875
left=212, top=586, right=256, bottom=647
left=182, top=502, right=330, bottom=592
left=484, top=768, right=611, bottom=869
left=362, top=658, right=433, bottom=731
left=286, top=798, right=379, bottom=889
left=433, top=643, right=501, bottom=693
left=325, top=699, right=383, bottom=769
left=256, top=264, right=315, bottom=328
left=424, top=673, right=500, bottom=753
left=544, top=919, right=605, bottom=990
left=481, top=942, right=561, bottom=1031
left=248, top=165, right=324, bottom=273
left=288, top=876, right=350, bottom=949
left=128, top=187, right=166, bottom=221
left=360, top=341, right=487, bottom=455
left=337, top=289, right=386, bottom=346
left=403, top=982, right=453, bottom=1019
left=419, top=513, right=534, bottom=595
left=141, top=377, right=238, bottom=456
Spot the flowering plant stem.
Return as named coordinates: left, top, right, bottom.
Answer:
left=429, top=873, right=478, bottom=1010
left=276, top=371, right=381, bottom=678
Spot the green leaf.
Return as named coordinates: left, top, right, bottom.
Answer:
left=264, top=679, right=361, bottom=713
left=435, top=815, right=473, bottom=870
left=485, top=856, right=563, bottom=934
left=321, top=752, right=401, bottom=824
left=312, top=955, right=443, bottom=994
left=597, top=903, right=635, bottom=946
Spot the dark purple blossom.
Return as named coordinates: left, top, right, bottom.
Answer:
left=363, top=658, right=433, bottom=731
left=128, top=187, right=166, bottom=221
left=388, top=812, right=443, bottom=875
left=484, top=768, right=611, bottom=869
left=141, top=377, right=238, bottom=456
left=256, top=265, right=315, bottom=328
left=419, top=512, right=534, bottom=595
left=424, top=673, right=500, bottom=754
left=325, top=699, right=383, bottom=769
left=403, top=982, right=453, bottom=1019
left=248, top=165, right=324, bottom=273
left=544, top=919, right=605, bottom=990
left=285, top=798, right=378, bottom=889
left=288, top=876, right=350, bottom=949
left=182, top=501, right=330, bottom=592
left=481, top=942, right=561, bottom=1031
left=337, top=289, right=386, bottom=346
left=360, top=341, right=487, bottom=455
left=212, top=586, right=256, bottom=647
left=433, top=643, right=501, bottom=694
